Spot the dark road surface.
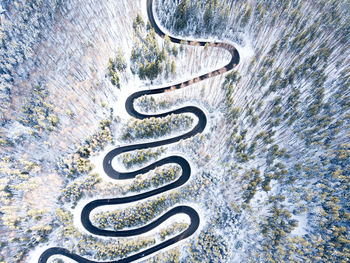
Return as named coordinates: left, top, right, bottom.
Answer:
left=39, top=0, right=239, bottom=262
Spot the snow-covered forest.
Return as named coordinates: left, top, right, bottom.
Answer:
left=0, top=0, right=349, bottom=262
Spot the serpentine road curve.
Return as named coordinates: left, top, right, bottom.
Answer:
left=38, top=0, right=240, bottom=262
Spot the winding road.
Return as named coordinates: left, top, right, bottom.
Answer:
left=38, top=0, right=239, bottom=262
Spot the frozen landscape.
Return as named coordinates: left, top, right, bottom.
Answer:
left=0, top=0, right=349, bottom=262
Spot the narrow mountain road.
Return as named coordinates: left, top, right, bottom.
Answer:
left=38, top=0, right=239, bottom=262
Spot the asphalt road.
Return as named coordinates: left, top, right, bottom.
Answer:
left=38, top=0, right=239, bottom=262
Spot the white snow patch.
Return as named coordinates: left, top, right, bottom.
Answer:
left=233, top=36, right=255, bottom=64
left=291, top=213, right=308, bottom=236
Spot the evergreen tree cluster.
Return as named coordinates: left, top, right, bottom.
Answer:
left=130, top=13, right=179, bottom=81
